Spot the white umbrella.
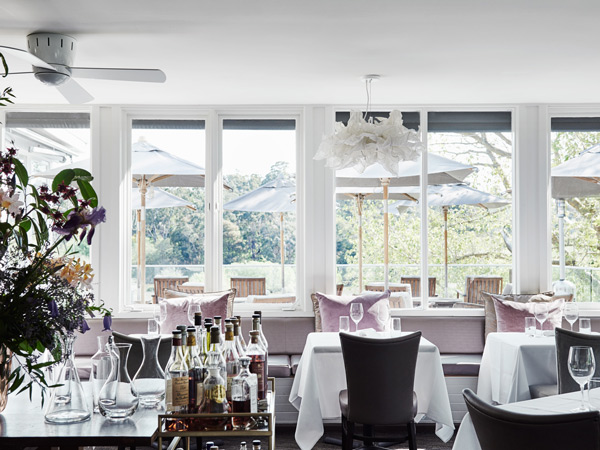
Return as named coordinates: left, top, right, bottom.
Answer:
left=552, top=144, right=600, bottom=282
left=392, top=183, right=509, bottom=296
left=336, top=154, right=476, bottom=291
left=224, top=175, right=295, bottom=291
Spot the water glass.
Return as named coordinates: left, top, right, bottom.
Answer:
left=339, top=316, right=350, bottom=333
left=580, top=318, right=592, bottom=334
left=391, top=318, right=402, bottom=337
left=525, top=317, right=537, bottom=337
left=147, top=318, right=159, bottom=335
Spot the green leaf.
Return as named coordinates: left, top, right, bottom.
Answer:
left=18, top=218, right=31, bottom=233
left=52, top=169, right=75, bottom=192
left=11, top=157, right=28, bottom=187
left=76, top=180, right=98, bottom=207
left=72, top=168, right=93, bottom=182
left=0, top=52, right=8, bottom=77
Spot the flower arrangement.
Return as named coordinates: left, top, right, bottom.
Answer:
left=0, top=142, right=110, bottom=398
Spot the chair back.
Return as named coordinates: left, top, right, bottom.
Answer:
left=153, top=276, right=189, bottom=302
left=112, top=331, right=171, bottom=378
left=340, top=331, right=421, bottom=425
left=400, top=277, right=436, bottom=297
left=556, top=327, right=600, bottom=394
left=336, top=283, right=344, bottom=296
left=465, top=276, right=503, bottom=305
left=177, top=283, right=205, bottom=295
left=463, top=388, right=600, bottom=450
left=230, top=277, right=266, bottom=297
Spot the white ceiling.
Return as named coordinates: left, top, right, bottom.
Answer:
left=0, top=0, right=599, bottom=106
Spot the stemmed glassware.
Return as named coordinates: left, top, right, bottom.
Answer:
left=568, top=346, right=595, bottom=411
left=534, top=303, right=549, bottom=337
left=564, top=303, right=579, bottom=331
left=350, top=303, right=363, bottom=332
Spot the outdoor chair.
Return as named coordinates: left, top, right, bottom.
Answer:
left=400, top=276, right=436, bottom=297
left=463, top=388, right=600, bottom=450
left=230, top=276, right=266, bottom=297
left=461, top=276, right=503, bottom=305
left=336, top=283, right=344, bottom=296
left=152, top=275, right=189, bottom=303
left=339, top=331, right=421, bottom=450
left=176, top=282, right=205, bottom=295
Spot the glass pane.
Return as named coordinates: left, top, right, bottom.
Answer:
left=222, top=119, right=296, bottom=305
left=551, top=127, right=600, bottom=301
left=5, top=112, right=91, bottom=261
left=130, top=120, right=206, bottom=305
left=335, top=111, right=421, bottom=300
left=427, top=115, right=513, bottom=305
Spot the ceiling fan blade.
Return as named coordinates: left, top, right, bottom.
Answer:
left=0, top=45, right=56, bottom=71
left=55, top=78, right=94, bottom=104
left=70, top=67, right=166, bottom=83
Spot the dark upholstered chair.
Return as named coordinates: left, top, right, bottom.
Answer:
left=339, top=331, right=421, bottom=450
left=463, top=388, right=600, bottom=450
left=112, top=331, right=171, bottom=378
left=556, top=327, right=600, bottom=394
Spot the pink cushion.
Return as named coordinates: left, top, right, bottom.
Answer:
left=315, top=291, right=390, bottom=332
left=160, top=291, right=230, bottom=333
left=493, top=297, right=565, bottom=332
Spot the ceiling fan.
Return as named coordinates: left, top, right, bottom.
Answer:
left=0, top=32, right=166, bottom=104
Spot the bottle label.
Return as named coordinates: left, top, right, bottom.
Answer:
left=172, top=376, right=189, bottom=407
left=166, top=379, right=173, bottom=410
left=248, top=373, right=258, bottom=413
left=205, top=384, right=226, bottom=403
left=227, top=376, right=233, bottom=399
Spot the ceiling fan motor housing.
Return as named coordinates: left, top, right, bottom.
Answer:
left=27, top=32, right=76, bottom=85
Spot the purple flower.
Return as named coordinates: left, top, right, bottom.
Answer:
left=102, top=314, right=112, bottom=332
left=48, top=299, right=59, bottom=318
left=80, top=320, right=91, bottom=334
left=52, top=206, right=106, bottom=245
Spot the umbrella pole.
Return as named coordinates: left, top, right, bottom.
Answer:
left=357, top=195, right=364, bottom=293
left=558, top=199, right=566, bottom=280
left=382, top=178, right=390, bottom=291
left=280, top=212, right=285, bottom=292
left=139, top=178, right=148, bottom=304
left=443, top=206, right=449, bottom=298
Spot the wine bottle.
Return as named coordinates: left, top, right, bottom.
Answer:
left=210, top=325, right=227, bottom=381
left=186, top=327, right=204, bottom=413
left=246, top=330, right=266, bottom=400
left=223, top=322, right=240, bottom=401
left=231, top=356, right=258, bottom=430
left=251, top=315, right=268, bottom=398
left=236, top=315, right=247, bottom=352
left=232, top=317, right=246, bottom=357
left=165, top=330, right=189, bottom=431
left=253, top=440, right=261, bottom=450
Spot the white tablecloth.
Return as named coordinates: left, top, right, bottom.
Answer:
left=453, top=390, right=599, bottom=450
left=477, top=332, right=556, bottom=404
left=289, top=332, right=455, bottom=450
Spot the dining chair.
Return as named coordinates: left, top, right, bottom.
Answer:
left=230, top=276, right=266, bottom=297
left=556, top=327, right=600, bottom=394
left=112, top=331, right=171, bottom=378
left=339, top=331, right=421, bottom=450
left=400, top=276, right=436, bottom=297
left=463, top=388, right=600, bottom=450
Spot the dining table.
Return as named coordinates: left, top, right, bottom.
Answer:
left=452, top=389, right=600, bottom=450
left=289, top=331, right=455, bottom=450
left=477, top=332, right=557, bottom=404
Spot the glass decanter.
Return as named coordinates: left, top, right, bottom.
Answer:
left=98, top=336, right=139, bottom=420
left=132, top=334, right=165, bottom=407
left=44, top=333, right=91, bottom=424
left=231, top=356, right=258, bottom=430
left=90, top=335, right=112, bottom=413
left=199, top=351, right=229, bottom=430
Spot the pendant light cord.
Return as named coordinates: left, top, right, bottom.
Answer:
left=363, top=77, right=372, bottom=122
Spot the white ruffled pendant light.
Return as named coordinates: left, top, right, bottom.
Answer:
left=315, top=75, right=425, bottom=293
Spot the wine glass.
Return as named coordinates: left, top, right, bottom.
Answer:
left=564, top=303, right=579, bottom=331
left=349, top=303, right=363, bottom=332
left=534, top=303, right=549, bottom=337
left=568, top=346, right=596, bottom=411
left=187, top=303, right=202, bottom=326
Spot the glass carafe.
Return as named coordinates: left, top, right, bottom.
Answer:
left=44, top=333, right=91, bottom=424
left=132, top=335, right=165, bottom=407
left=98, top=337, right=139, bottom=420
left=90, top=335, right=111, bottom=413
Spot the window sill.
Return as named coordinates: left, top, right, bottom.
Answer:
left=392, top=307, right=485, bottom=317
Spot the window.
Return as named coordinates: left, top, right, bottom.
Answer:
left=129, top=119, right=206, bottom=305
left=222, top=119, right=297, bottom=304
left=427, top=112, right=513, bottom=302
left=4, top=112, right=91, bottom=261
left=550, top=117, right=600, bottom=301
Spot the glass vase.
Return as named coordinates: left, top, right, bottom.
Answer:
left=44, top=334, right=91, bottom=424
left=98, top=337, right=139, bottom=420
left=0, top=344, right=12, bottom=413
left=90, top=335, right=111, bottom=413
left=132, top=335, right=165, bottom=407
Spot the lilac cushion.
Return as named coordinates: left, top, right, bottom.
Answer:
left=160, top=291, right=230, bottom=333
left=493, top=297, right=565, bottom=332
left=315, top=291, right=390, bottom=332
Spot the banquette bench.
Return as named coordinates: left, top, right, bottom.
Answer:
left=74, top=315, right=484, bottom=424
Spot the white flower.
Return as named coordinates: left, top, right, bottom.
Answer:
left=0, top=190, right=24, bottom=215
